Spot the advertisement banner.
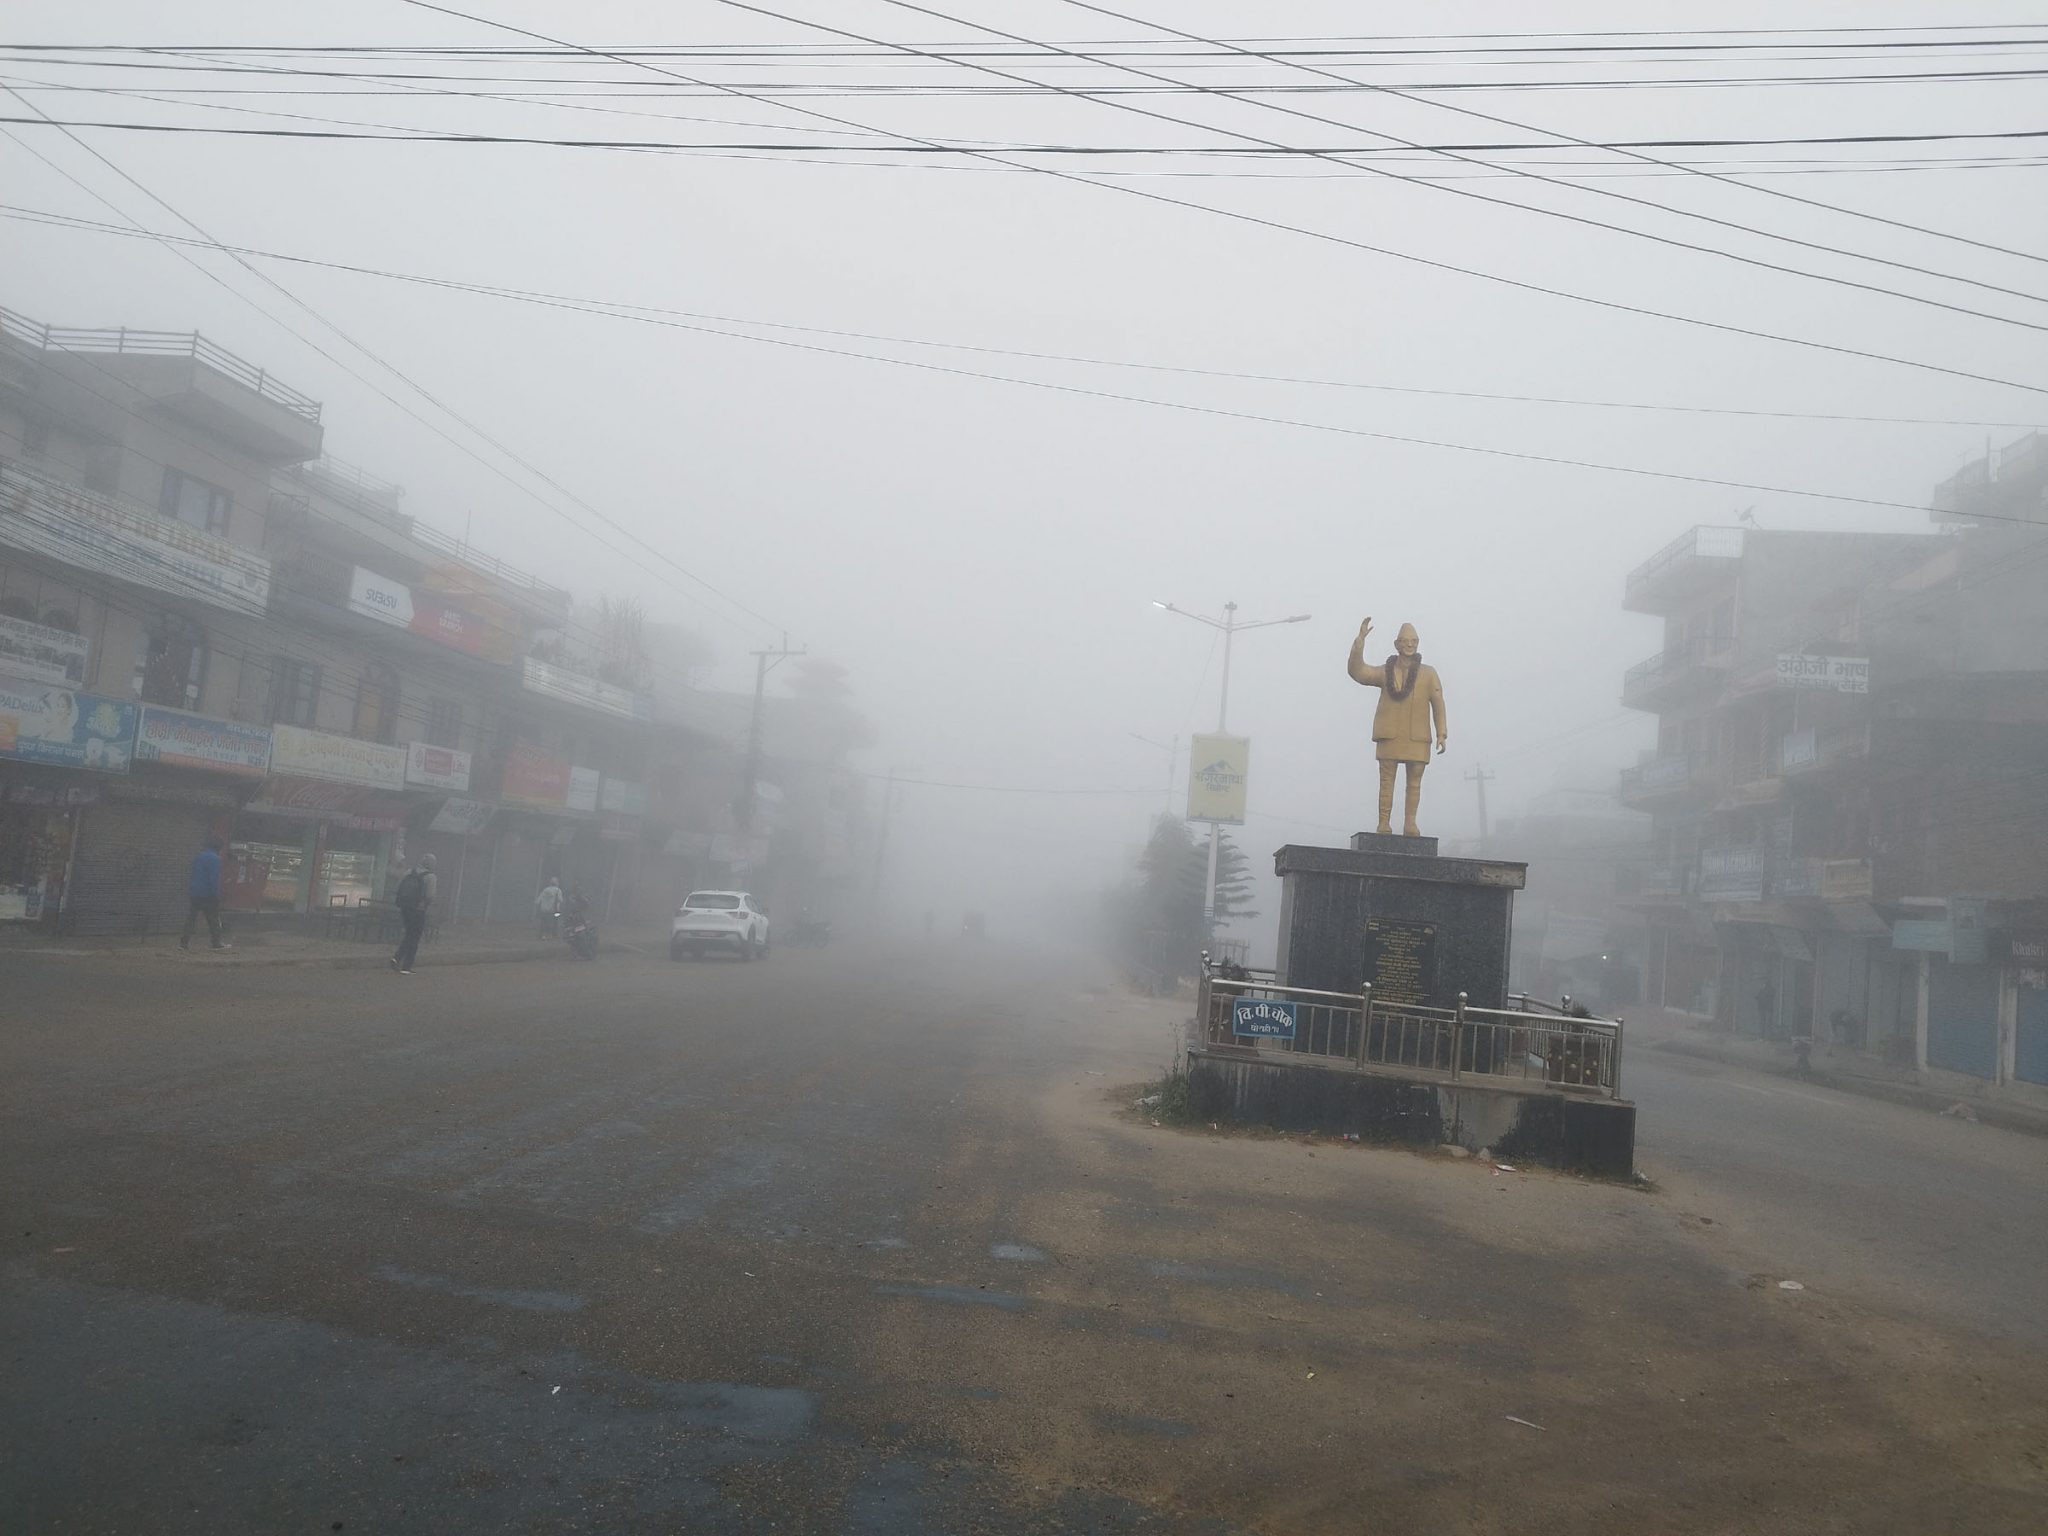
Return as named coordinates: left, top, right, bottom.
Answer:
left=404, top=740, right=472, bottom=793
left=244, top=775, right=407, bottom=830
left=134, top=705, right=271, bottom=777
left=0, top=612, right=88, bottom=687
left=0, top=674, right=136, bottom=771
left=1, top=459, right=270, bottom=616
left=521, top=656, right=651, bottom=721
left=267, top=723, right=407, bottom=789
left=598, top=777, right=647, bottom=816
left=1774, top=654, right=1871, bottom=694
left=1820, top=859, right=1874, bottom=902
left=1186, top=733, right=1250, bottom=825
left=348, top=566, right=507, bottom=661
left=1780, top=728, right=1818, bottom=772
left=427, top=797, right=496, bottom=836
left=500, top=741, right=570, bottom=808
left=566, top=765, right=601, bottom=814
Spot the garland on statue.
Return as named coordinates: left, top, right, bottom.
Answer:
left=1382, top=653, right=1422, bottom=701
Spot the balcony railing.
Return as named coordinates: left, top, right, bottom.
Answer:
left=1619, top=753, right=1698, bottom=803
left=1621, top=634, right=1737, bottom=709
left=1623, top=525, right=1743, bottom=610
left=1, top=303, right=321, bottom=422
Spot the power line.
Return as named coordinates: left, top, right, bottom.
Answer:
left=396, top=2, right=2048, bottom=401
left=9, top=202, right=2039, bottom=430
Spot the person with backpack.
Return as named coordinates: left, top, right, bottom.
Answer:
left=535, top=873, right=563, bottom=938
left=390, top=852, right=437, bottom=974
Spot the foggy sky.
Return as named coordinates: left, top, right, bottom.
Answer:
left=7, top=0, right=2046, bottom=939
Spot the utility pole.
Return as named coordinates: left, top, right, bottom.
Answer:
left=1152, top=599, right=1311, bottom=925
left=738, top=633, right=805, bottom=831
left=1466, top=764, right=1495, bottom=846
left=1128, top=733, right=1179, bottom=822
left=870, top=763, right=919, bottom=899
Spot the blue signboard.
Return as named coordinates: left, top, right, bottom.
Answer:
left=1232, top=997, right=1298, bottom=1040
left=0, top=674, right=137, bottom=772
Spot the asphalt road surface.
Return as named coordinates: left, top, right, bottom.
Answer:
left=4, top=941, right=2043, bottom=1534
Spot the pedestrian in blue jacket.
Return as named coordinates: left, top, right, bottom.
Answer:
left=180, top=836, right=230, bottom=951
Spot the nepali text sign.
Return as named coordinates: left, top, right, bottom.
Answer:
left=0, top=611, right=88, bottom=687
left=501, top=742, right=570, bottom=808
left=598, top=776, right=646, bottom=816
left=1186, top=733, right=1250, bottom=825
left=567, top=765, right=601, bottom=814
left=404, top=740, right=472, bottom=792
left=1775, top=653, right=1870, bottom=694
left=0, top=674, right=135, bottom=771
left=428, top=796, right=496, bottom=836
left=268, top=723, right=407, bottom=790
left=1363, top=916, right=1438, bottom=1008
left=521, top=656, right=651, bottom=721
left=348, top=566, right=506, bottom=660
left=1231, top=997, right=1298, bottom=1041
left=0, top=460, right=270, bottom=617
left=134, top=705, right=270, bottom=778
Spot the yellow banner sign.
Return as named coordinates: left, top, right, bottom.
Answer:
left=1186, top=733, right=1250, bottom=825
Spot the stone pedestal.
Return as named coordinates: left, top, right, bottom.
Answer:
left=1274, top=840, right=1527, bottom=1010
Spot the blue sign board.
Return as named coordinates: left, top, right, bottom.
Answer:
left=1232, top=997, right=1298, bottom=1040
left=0, top=674, right=137, bottom=772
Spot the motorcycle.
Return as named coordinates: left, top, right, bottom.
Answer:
left=790, top=912, right=832, bottom=948
left=564, top=917, right=599, bottom=960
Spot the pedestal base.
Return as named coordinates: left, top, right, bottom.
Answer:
left=1274, top=842, right=1527, bottom=1010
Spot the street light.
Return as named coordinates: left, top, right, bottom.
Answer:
left=1153, top=600, right=1312, bottom=925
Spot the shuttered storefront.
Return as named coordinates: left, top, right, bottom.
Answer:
left=1926, top=957, right=2001, bottom=1080
left=65, top=797, right=213, bottom=937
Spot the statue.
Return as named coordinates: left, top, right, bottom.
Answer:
left=1345, top=618, right=1447, bottom=836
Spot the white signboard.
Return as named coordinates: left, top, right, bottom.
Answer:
left=1775, top=654, right=1870, bottom=694
left=428, top=797, right=496, bottom=836
left=521, top=656, right=650, bottom=721
left=405, top=740, right=472, bottom=792
left=0, top=460, right=271, bottom=617
left=599, top=777, right=647, bottom=816
left=0, top=612, right=89, bottom=687
left=348, top=565, right=415, bottom=629
left=566, top=764, right=601, bottom=814
left=268, top=723, right=408, bottom=789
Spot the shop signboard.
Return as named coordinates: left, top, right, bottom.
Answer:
left=0, top=612, right=88, bottom=687
left=1186, top=733, right=1250, bottom=825
left=427, top=797, right=496, bottom=836
left=1891, top=918, right=1950, bottom=954
left=1780, top=728, right=1818, bottom=773
left=520, top=656, right=652, bottom=721
left=1231, top=998, right=1298, bottom=1041
left=242, top=775, right=407, bottom=831
left=404, top=740, right=472, bottom=793
left=500, top=742, right=570, bottom=808
left=134, top=705, right=271, bottom=778
left=566, top=765, right=601, bottom=814
left=1774, top=653, right=1870, bottom=694
left=1949, top=896, right=1988, bottom=965
left=0, top=674, right=135, bottom=771
left=0, top=460, right=271, bottom=616
left=1820, top=859, right=1874, bottom=902
left=268, top=723, right=407, bottom=789
left=347, top=566, right=508, bottom=660
left=599, top=777, right=647, bottom=817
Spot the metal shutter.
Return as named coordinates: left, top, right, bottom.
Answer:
left=65, top=799, right=208, bottom=937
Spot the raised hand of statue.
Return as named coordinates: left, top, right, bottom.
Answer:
left=1358, top=616, right=1373, bottom=641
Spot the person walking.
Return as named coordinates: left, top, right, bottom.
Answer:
left=535, top=873, right=563, bottom=938
left=179, top=836, right=230, bottom=951
left=390, top=852, right=437, bottom=975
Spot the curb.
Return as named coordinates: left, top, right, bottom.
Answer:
left=100, top=939, right=647, bottom=972
left=1653, top=1036, right=2048, bottom=1139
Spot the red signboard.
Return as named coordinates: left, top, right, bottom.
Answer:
left=500, top=742, right=570, bottom=808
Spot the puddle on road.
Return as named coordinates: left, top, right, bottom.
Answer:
left=990, top=1243, right=1046, bottom=1263
left=876, top=1283, right=1029, bottom=1312
left=373, top=1265, right=585, bottom=1313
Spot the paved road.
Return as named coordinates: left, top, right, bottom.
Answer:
left=1625, top=1038, right=2048, bottom=1347
left=3, top=943, right=2043, bottom=1533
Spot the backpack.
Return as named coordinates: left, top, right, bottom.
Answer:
left=395, top=868, right=427, bottom=912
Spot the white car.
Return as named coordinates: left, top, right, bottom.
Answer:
left=671, top=890, right=770, bottom=961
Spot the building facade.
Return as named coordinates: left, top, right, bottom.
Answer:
left=1620, top=435, right=2048, bottom=1093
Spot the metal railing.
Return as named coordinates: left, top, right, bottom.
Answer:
left=1, top=304, right=322, bottom=422
left=1624, top=524, right=1744, bottom=595
left=1197, top=973, right=1624, bottom=1098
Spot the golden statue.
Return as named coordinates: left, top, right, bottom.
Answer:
left=1346, top=617, right=1447, bottom=836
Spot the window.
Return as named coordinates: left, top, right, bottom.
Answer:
left=424, top=697, right=464, bottom=750
left=160, top=467, right=232, bottom=536
left=139, top=615, right=208, bottom=708
left=353, top=661, right=401, bottom=744
left=271, top=658, right=321, bottom=727
left=0, top=595, right=34, bottom=623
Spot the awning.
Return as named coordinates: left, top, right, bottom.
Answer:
left=1766, top=927, right=1815, bottom=962
left=242, top=775, right=409, bottom=831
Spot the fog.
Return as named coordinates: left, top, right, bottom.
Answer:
left=8, top=0, right=2044, bottom=943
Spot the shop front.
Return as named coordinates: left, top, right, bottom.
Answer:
left=0, top=673, right=138, bottom=927
left=482, top=742, right=599, bottom=920
left=236, top=725, right=408, bottom=916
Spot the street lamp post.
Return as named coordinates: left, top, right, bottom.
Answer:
left=1152, top=600, right=1311, bottom=926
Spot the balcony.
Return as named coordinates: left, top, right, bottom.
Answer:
left=1, top=304, right=324, bottom=463
left=1623, top=525, right=1744, bottom=614
left=1932, top=431, right=2046, bottom=525
left=1620, top=633, right=1737, bottom=712
left=1779, top=723, right=1870, bottom=781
